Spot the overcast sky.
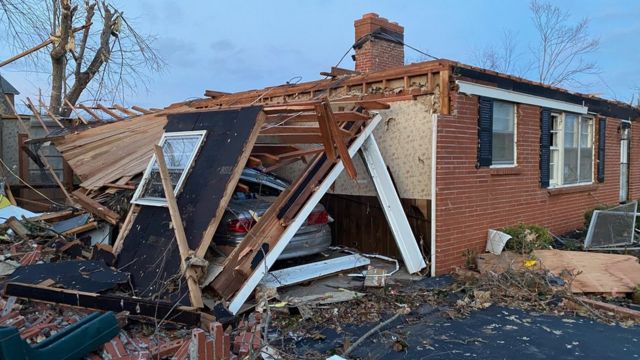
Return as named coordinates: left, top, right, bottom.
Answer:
left=1, top=0, right=639, bottom=110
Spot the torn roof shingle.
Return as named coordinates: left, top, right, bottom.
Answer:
left=0, top=74, right=19, bottom=95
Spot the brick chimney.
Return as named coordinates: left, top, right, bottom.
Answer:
left=353, top=13, right=404, bottom=73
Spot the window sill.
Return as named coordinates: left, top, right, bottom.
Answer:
left=490, top=167, right=522, bottom=176
left=547, top=183, right=598, bottom=196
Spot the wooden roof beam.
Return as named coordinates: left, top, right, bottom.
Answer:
left=263, top=105, right=317, bottom=114
left=259, top=126, right=322, bottom=135
left=265, top=110, right=370, bottom=123
left=77, top=104, right=103, bottom=122
left=256, top=134, right=325, bottom=144
left=64, top=99, right=88, bottom=124
left=112, top=104, right=138, bottom=116
left=95, top=103, right=124, bottom=121
left=204, top=90, right=231, bottom=98
left=24, top=97, right=49, bottom=134
left=131, top=105, right=152, bottom=114
left=37, top=96, right=65, bottom=128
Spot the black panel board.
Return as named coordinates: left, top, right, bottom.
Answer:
left=116, top=107, right=262, bottom=303
left=4, top=282, right=202, bottom=325
left=5, top=260, right=128, bottom=293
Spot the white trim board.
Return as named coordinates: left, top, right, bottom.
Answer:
left=259, top=254, right=370, bottom=288
left=359, top=134, right=427, bottom=273
left=456, top=80, right=588, bottom=114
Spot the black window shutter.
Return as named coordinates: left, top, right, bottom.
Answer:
left=539, top=108, right=551, bottom=188
left=597, top=117, right=606, bottom=183
left=477, top=97, right=493, bottom=167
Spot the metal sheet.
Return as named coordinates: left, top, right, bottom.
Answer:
left=260, top=254, right=370, bottom=288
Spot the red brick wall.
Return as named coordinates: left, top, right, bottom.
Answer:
left=355, top=39, right=404, bottom=73
left=434, top=91, right=640, bottom=274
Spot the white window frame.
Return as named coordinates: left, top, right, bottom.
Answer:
left=549, top=112, right=594, bottom=188
left=490, top=101, right=517, bottom=168
left=131, top=130, right=207, bottom=207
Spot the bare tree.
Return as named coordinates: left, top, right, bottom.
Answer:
left=529, top=0, right=599, bottom=87
left=474, top=30, right=519, bottom=75
left=473, top=1, right=599, bottom=88
left=0, top=0, right=163, bottom=116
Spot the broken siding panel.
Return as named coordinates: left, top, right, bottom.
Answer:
left=273, top=97, right=435, bottom=199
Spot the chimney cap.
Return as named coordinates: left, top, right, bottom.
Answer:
left=354, top=12, right=404, bottom=41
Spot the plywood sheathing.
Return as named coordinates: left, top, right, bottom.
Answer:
left=115, top=107, right=264, bottom=305
left=477, top=250, right=640, bottom=294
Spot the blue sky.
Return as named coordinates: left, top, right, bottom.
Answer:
left=2, top=0, right=639, bottom=109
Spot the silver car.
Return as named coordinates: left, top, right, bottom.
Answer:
left=213, top=168, right=332, bottom=260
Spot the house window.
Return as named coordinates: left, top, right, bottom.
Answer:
left=549, top=113, right=593, bottom=187
left=492, top=101, right=516, bottom=166
left=132, top=131, right=206, bottom=206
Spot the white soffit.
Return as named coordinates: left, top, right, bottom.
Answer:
left=456, top=80, right=588, bottom=114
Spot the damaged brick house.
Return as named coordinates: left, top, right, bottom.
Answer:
left=186, top=13, right=640, bottom=275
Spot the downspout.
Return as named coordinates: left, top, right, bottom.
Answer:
left=430, top=113, right=438, bottom=276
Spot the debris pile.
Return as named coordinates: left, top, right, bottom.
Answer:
left=0, top=96, right=430, bottom=358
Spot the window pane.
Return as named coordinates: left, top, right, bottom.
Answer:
left=550, top=149, right=559, bottom=185
left=492, top=101, right=515, bottom=165
left=579, top=148, right=593, bottom=182
left=563, top=114, right=578, bottom=184
left=578, top=117, right=593, bottom=183
left=139, top=133, right=204, bottom=201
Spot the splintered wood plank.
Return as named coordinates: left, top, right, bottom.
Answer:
left=314, top=103, right=336, bottom=160
left=115, top=107, right=264, bottom=305
left=52, top=111, right=171, bottom=189
left=320, top=101, right=357, bottom=179
left=439, top=69, right=450, bottom=114
left=533, top=250, right=640, bottom=294
left=72, top=190, right=120, bottom=225
left=153, top=144, right=203, bottom=308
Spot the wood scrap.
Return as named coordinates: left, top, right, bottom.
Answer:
left=572, top=296, right=640, bottom=320
left=5, top=217, right=30, bottom=238
left=71, top=190, right=120, bottom=225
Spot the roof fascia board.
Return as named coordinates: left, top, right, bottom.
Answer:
left=454, top=66, right=639, bottom=120
left=457, top=80, right=588, bottom=114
